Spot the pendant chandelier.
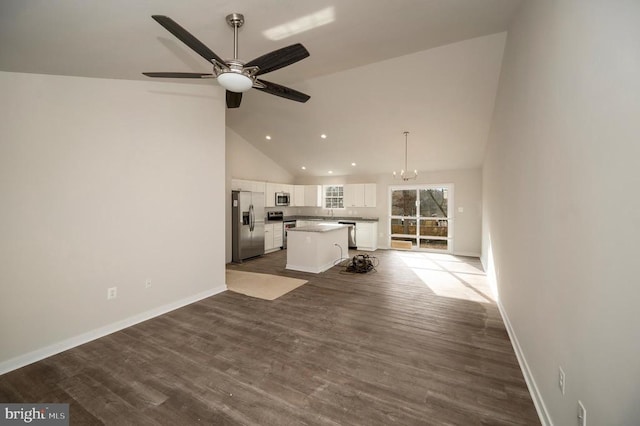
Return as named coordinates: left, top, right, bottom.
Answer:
left=393, top=131, right=417, bottom=181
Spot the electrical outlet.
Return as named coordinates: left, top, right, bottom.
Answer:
left=558, top=366, right=566, bottom=395
left=577, top=400, right=586, bottom=426
left=107, top=287, right=117, bottom=300
left=145, top=279, right=152, bottom=288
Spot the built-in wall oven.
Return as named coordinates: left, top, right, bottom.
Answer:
left=283, top=220, right=296, bottom=248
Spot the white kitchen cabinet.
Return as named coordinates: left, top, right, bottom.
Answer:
left=231, top=179, right=249, bottom=191
left=273, top=222, right=283, bottom=248
left=343, top=183, right=376, bottom=207
left=344, top=184, right=364, bottom=207
left=265, top=182, right=276, bottom=207
left=231, top=179, right=266, bottom=194
left=251, top=180, right=266, bottom=194
left=264, top=222, right=283, bottom=252
left=304, top=185, right=322, bottom=207
left=264, top=224, right=274, bottom=251
left=292, top=185, right=306, bottom=207
left=363, top=183, right=376, bottom=207
left=356, top=221, right=378, bottom=251
left=282, top=184, right=294, bottom=197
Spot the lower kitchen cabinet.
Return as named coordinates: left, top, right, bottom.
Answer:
left=356, top=222, right=378, bottom=251
left=265, top=222, right=283, bottom=252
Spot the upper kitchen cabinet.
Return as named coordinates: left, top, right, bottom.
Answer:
left=231, top=178, right=249, bottom=191
left=363, top=183, right=376, bottom=207
left=231, top=179, right=266, bottom=194
left=344, top=184, right=376, bottom=208
left=265, top=182, right=277, bottom=207
left=304, top=185, right=322, bottom=207
left=343, top=184, right=363, bottom=208
left=282, top=184, right=294, bottom=198
left=292, top=185, right=306, bottom=207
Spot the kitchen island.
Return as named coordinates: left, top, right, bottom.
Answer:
left=286, top=224, right=349, bottom=273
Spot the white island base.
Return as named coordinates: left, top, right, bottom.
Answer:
left=286, top=224, right=349, bottom=273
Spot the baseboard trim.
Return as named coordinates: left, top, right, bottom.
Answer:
left=452, top=251, right=481, bottom=258
left=0, top=285, right=227, bottom=376
left=497, top=300, right=553, bottom=426
left=285, top=262, right=333, bottom=274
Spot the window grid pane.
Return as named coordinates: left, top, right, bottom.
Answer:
left=324, top=185, right=344, bottom=209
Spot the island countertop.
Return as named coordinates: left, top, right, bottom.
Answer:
left=284, top=216, right=379, bottom=222
left=289, top=223, right=349, bottom=233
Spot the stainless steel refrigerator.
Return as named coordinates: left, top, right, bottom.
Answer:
left=232, top=190, right=265, bottom=262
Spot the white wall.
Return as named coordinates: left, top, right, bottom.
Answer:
left=297, top=168, right=482, bottom=256
left=0, top=72, right=227, bottom=372
left=225, top=128, right=293, bottom=263
left=226, top=127, right=294, bottom=183
left=482, top=1, right=640, bottom=424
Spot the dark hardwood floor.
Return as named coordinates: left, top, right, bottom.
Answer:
left=0, top=249, right=540, bottom=425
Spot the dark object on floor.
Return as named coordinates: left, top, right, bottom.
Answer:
left=345, top=254, right=377, bottom=273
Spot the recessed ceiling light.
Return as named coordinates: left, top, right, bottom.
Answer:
left=301, top=166, right=306, bottom=170
left=265, top=135, right=271, bottom=140
left=320, top=134, right=327, bottom=139
left=351, top=162, right=356, bottom=166
left=328, top=170, right=333, bottom=174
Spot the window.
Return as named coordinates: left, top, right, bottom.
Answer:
left=389, top=185, right=453, bottom=252
left=324, top=185, right=344, bottom=209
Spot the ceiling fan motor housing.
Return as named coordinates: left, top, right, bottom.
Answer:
left=226, top=13, right=245, bottom=28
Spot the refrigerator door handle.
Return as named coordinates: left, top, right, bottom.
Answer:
left=249, top=204, right=254, bottom=232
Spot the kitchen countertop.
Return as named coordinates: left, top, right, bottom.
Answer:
left=289, top=223, right=349, bottom=233
left=284, top=215, right=379, bottom=222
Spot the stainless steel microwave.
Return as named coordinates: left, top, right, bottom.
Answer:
left=275, top=192, right=290, bottom=206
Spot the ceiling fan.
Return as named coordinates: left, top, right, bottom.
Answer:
left=143, top=13, right=310, bottom=108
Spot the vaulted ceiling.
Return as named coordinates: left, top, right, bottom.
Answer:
left=0, top=0, right=522, bottom=177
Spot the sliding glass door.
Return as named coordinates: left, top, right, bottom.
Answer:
left=389, top=185, right=452, bottom=252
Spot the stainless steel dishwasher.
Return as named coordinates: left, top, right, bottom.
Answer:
left=338, top=221, right=357, bottom=249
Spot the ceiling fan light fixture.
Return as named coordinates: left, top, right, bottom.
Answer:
left=217, top=71, right=253, bottom=92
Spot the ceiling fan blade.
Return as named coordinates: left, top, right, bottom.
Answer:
left=226, top=91, right=243, bottom=108
left=142, top=72, right=214, bottom=78
left=246, top=43, right=310, bottom=76
left=151, top=15, right=226, bottom=65
left=255, top=79, right=310, bottom=103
